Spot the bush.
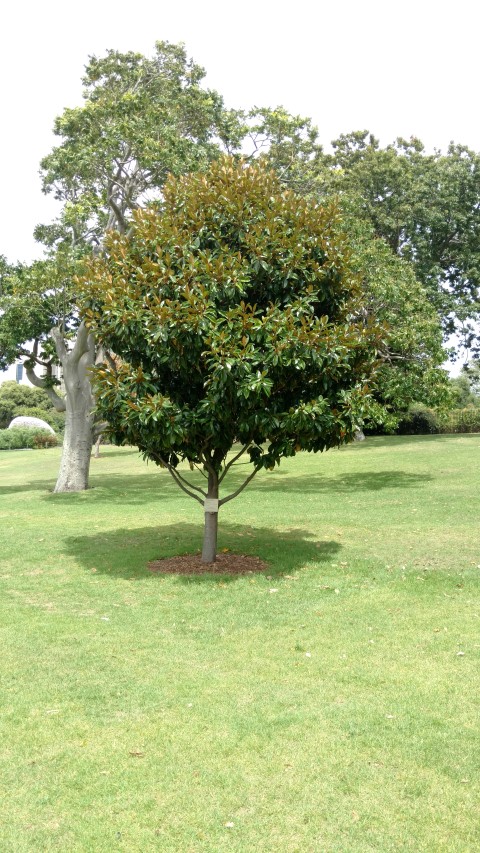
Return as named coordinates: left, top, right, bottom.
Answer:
left=397, top=404, right=440, bottom=435
left=438, top=408, right=480, bottom=434
left=0, top=381, right=64, bottom=430
left=0, top=428, right=58, bottom=450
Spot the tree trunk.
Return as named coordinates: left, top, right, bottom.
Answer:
left=201, top=471, right=219, bottom=563
left=93, top=434, right=102, bottom=458
left=52, top=323, right=95, bottom=493
left=54, top=396, right=94, bottom=492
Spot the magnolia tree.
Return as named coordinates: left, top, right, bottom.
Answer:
left=81, top=159, right=381, bottom=562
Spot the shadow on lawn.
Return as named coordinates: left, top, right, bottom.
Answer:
left=0, top=466, right=432, bottom=502
left=246, top=469, right=432, bottom=493
left=63, top=521, right=342, bottom=583
left=356, top=435, right=464, bottom=449
left=0, top=471, right=178, bottom=502
left=0, top=478, right=57, bottom=496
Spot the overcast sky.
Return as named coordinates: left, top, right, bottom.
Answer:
left=2, top=0, right=478, bottom=265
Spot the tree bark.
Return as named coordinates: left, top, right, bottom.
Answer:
left=201, top=470, right=219, bottom=563
left=52, top=322, right=95, bottom=493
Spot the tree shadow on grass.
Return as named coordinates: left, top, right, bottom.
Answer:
left=63, top=521, right=342, bottom=584
left=0, top=466, right=432, bottom=502
left=0, top=471, right=178, bottom=502
left=246, top=469, right=433, bottom=494
left=0, top=478, right=57, bottom=496
left=92, top=448, right=139, bottom=459
left=357, top=435, right=465, bottom=449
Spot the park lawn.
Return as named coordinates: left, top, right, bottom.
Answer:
left=0, top=435, right=479, bottom=852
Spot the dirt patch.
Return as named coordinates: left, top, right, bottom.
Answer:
left=147, top=553, right=268, bottom=575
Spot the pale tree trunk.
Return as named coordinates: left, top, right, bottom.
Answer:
left=93, top=434, right=102, bottom=458
left=201, top=471, right=219, bottom=563
left=51, top=322, right=96, bottom=493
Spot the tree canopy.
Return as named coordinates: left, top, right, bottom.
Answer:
left=81, top=158, right=382, bottom=560
left=319, top=133, right=480, bottom=353
left=343, top=217, right=449, bottom=427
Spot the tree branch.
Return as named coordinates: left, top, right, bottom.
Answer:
left=199, top=452, right=216, bottom=477
left=70, top=321, right=93, bottom=366
left=166, top=466, right=204, bottom=505
left=219, top=466, right=260, bottom=507
left=218, top=444, right=249, bottom=484
left=50, top=325, right=68, bottom=362
left=107, top=192, right=127, bottom=234
left=172, top=466, right=207, bottom=497
left=153, top=454, right=204, bottom=505
left=25, top=365, right=66, bottom=412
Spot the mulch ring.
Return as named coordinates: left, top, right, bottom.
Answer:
left=147, top=553, right=268, bottom=575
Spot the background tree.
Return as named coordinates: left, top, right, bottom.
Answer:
left=0, top=381, right=65, bottom=432
left=81, top=159, right=382, bottom=562
left=0, top=41, right=236, bottom=492
left=344, top=216, right=449, bottom=429
left=449, top=362, right=480, bottom=408
left=322, top=133, right=480, bottom=353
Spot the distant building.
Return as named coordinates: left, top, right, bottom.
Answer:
left=0, top=360, right=63, bottom=389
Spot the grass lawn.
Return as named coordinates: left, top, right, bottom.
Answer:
left=0, top=435, right=479, bottom=852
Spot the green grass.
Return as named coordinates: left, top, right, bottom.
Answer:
left=0, top=436, right=479, bottom=852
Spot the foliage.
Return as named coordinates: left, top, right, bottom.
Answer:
left=321, top=133, right=480, bottom=352
left=463, top=360, right=480, bottom=395
left=0, top=381, right=63, bottom=430
left=239, top=107, right=325, bottom=194
left=0, top=427, right=58, bottom=450
left=240, top=125, right=450, bottom=418
left=1, top=40, right=235, bottom=371
left=343, top=217, right=449, bottom=429
left=82, top=158, right=381, bottom=496
left=396, top=404, right=440, bottom=435
left=38, top=41, right=234, bottom=248
left=438, top=407, right=480, bottom=434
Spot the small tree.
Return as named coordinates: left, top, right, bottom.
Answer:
left=82, top=159, right=381, bottom=562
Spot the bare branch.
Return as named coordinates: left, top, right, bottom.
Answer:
left=109, top=198, right=127, bottom=233
left=218, top=444, right=249, bottom=484
left=50, top=326, right=68, bottom=361
left=153, top=453, right=204, bottom=505
left=93, top=420, right=108, bottom=438
left=70, top=321, right=93, bottom=365
left=219, top=466, right=260, bottom=507
left=194, top=462, right=208, bottom=480
left=200, top=452, right=216, bottom=476
left=25, top=365, right=66, bottom=412
left=166, top=466, right=204, bottom=505
left=172, top=466, right=207, bottom=497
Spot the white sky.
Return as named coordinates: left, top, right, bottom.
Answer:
left=2, top=0, right=479, bottom=266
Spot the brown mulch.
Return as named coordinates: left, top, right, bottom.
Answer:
left=147, top=552, right=268, bottom=575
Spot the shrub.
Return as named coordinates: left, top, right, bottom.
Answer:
left=438, top=408, right=480, bottom=434
left=0, top=381, right=64, bottom=430
left=397, top=404, right=440, bottom=435
left=0, top=428, right=58, bottom=450
left=31, top=431, right=58, bottom=448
